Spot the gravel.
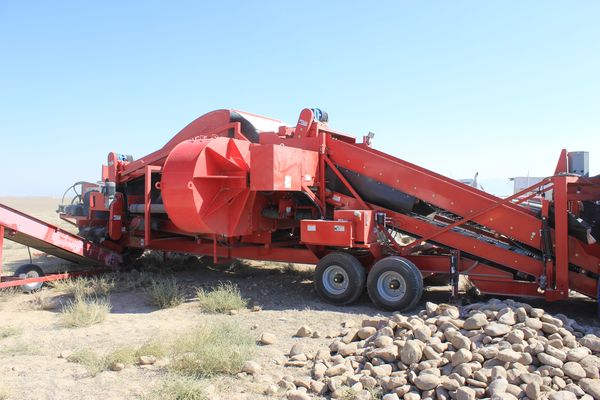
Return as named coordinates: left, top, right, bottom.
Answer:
left=280, top=298, right=600, bottom=399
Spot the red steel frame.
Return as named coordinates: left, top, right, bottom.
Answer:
left=7, top=107, right=598, bottom=304
left=0, top=204, right=121, bottom=288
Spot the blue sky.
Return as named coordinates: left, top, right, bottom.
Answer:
left=1, top=1, right=598, bottom=196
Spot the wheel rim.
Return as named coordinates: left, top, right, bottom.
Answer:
left=377, top=270, right=406, bottom=302
left=20, top=271, right=42, bottom=292
left=322, top=265, right=349, bottom=295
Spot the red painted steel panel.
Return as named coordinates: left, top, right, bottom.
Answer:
left=250, top=145, right=318, bottom=191
left=0, top=204, right=121, bottom=267
left=300, top=220, right=353, bottom=247
left=334, top=210, right=377, bottom=244
left=326, top=137, right=543, bottom=249
left=380, top=208, right=544, bottom=277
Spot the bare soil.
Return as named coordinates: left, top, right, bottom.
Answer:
left=0, top=197, right=599, bottom=400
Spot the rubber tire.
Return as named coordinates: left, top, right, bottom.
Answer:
left=314, top=252, right=366, bottom=305
left=367, top=256, right=423, bottom=311
left=14, top=264, right=44, bottom=293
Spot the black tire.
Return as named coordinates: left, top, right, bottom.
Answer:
left=314, top=252, right=366, bottom=305
left=367, top=256, right=423, bottom=311
left=14, top=264, right=44, bottom=293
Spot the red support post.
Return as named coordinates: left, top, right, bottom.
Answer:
left=319, top=131, right=327, bottom=217
left=550, top=176, right=569, bottom=299
left=0, top=225, right=4, bottom=279
left=144, top=165, right=162, bottom=247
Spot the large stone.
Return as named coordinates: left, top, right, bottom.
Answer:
left=456, top=386, right=476, bottom=400
left=488, top=378, right=509, bottom=395
left=567, top=347, right=590, bottom=362
left=341, top=328, right=360, bottom=344
left=485, top=323, right=511, bottom=337
left=312, top=363, right=327, bottom=380
left=450, top=334, right=471, bottom=350
left=293, top=377, right=311, bottom=389
left=464, top=313, right=488, bottom=330
left=520, top=372, right=543, bottom=386
left=581, top=355, right=600, bottom=379
left=580, top=335, right=600, bottom=352
left=295, top=325, right=312, bottom=337
left=524, top=317, right=543, bottom=330
left=564, top=383, right=585, bottom=396
left=368, top=346, right=398, bottom=362
left=542, top=322, right=560, bottom=334
left=525, top=382, right=541, bottom=399
left=451, top=349, right=473, bottom=366
left=496, top=349, right=521, bottom=363
left=426, top=302, right=438, bottom=315
left=286, top=390, right=311, bottom=400
left=357, top=326, right=377, bottom=339
left=414, top=373, right=441, bottom=390
left=563, top=361, right=586, bottom=380
left=400, top=340, right=423, bottom=364
left=414, top=325, right=432, bottom=342
left=260, top=332, right=277, bottom=345
left=325, top=364, right=347, bottom=377
left=374, top=335, right=394, bottom=348
left=138, top=355, right=156, bottom=365
left=497, top=309, right=516, bottom=325
left=310, top=380, right=327, bottom=395
left=404, top=392, right=421, bottom=400
left=110, top=362, right=124, bottom=371
left=289, top=343, right=304, bottom=356
left=440, top=376, right=461, bottom=391
left=491, top=394, right=517, bottom=400
left=372, top=364, right=392, bottom=378
left=579, top=378, right=600, bottom=398
left=545, top=346, right=567, bottom=362
left=538, top=352, right=564, bottom=368
left=548, top=391, right=577, bottom=400
left=242, top=361, right=261, bottom=375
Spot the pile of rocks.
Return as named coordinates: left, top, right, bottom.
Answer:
left=283, top=299, right=600, bottom=399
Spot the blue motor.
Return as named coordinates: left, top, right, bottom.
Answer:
left=311, top=108, right=329, bottom=123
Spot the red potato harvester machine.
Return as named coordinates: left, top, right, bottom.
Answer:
left=7, top=107, right=599, bottom=311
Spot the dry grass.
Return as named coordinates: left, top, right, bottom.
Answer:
left=115, top=270, right=157, bottom=291
left=67, top=340, right=167, bottom=376
left=61, top=297, right=111, bottom=327
left=170, top=321, right=255, bottom=377
left=195, top=282, right=247, bottom=313
left=144, top=277, right=184, bottom=309
left=52, top=275, right=115, bottom=300
left=67, top=348, right=109, bottom=376
left=280, top=262, right=314, bottom=279
left=0, top=326, right=22, bottom=339
left=0, top=287, right=20, bottom=302
left=0, top=340, right=35, bottom=356
left=337, top=387, right=382, bottom=400
left=29, top=292, right=55, bottom=310
left=144, top=377, right=207, bottom=400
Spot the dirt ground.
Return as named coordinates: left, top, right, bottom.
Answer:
left=1, top=197, right=600, bottom=400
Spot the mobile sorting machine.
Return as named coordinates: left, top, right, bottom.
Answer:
left=2, top=108, right=599, bottom=310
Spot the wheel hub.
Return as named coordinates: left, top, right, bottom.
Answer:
left=377, top=271, right=406, bottom=302
left=322, top=265, right=350, bottom=295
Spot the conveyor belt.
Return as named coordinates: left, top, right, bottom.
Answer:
left=0, top=203, right=121, bottom=268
